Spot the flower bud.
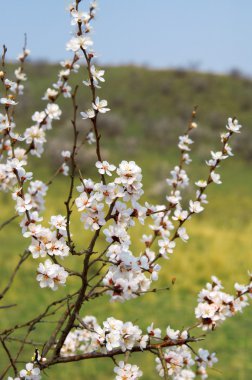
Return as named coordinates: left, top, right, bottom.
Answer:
left=190, top=122, right=197, bottom=129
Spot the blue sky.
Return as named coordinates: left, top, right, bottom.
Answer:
left=1, top=0, right=252, bottom=75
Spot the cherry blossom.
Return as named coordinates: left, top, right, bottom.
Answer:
left=95, top=160, right=116, bottom=176
left=36, top=259, right=68, bottom=290
left=19, top=363, right=41, bottom=380
left=92, top=97, right=110, bottom=113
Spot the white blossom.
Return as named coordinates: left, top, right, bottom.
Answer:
left=80, top=108, right=95, bottom=119
left=92, top=97, right=110, bottom=113
left=95, top=160, right=116, bottom=176
left=114, top=361, right=142, bottom=380
left=36, top=259, right=68, bottom=290
left=45, top=103, right=62, bottom=120
left=19, top=363, right=41, bottom=380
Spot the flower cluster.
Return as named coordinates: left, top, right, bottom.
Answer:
left=155, top=346, right=217, bottom=379
left=114, top=362, right=143, bottom=380
left=0, top=0, right=88, bottom=294
left=36, top=259, right=68, bottom=291
left=61, top=316, right=148, bottom=356
left=195, top=275, right=251, bottom=331
left=61, top=315, right=219, bottom=380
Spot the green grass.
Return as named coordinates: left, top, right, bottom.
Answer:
left=1, top=64, right=252, bottom=379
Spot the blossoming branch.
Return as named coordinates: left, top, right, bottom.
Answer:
left=0, top=1, right=249, bottom=380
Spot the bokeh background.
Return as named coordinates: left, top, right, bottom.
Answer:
left=0, top=1, right=252, bottom=379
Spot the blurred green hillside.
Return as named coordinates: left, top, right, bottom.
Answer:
left=1, top=63, right=252, bottom=379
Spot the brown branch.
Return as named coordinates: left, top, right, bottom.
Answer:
left=0, top=337, right=18, bottom=378
left=157, top=347, right=169, bottom=380
left=0, top=250, right=30, bottom=300
left=0, top=214, right=19, bottom=231
left=42, top=336, right=204, bottom=369
left=42, top=304, right=74, bottom=358
left=64, top=85, right=79, bottom=253
left=1, top=292, right=79, bottom=337
left=1, top=45, right=7, bottom=69
left=0, top=304, right=17, bottom=309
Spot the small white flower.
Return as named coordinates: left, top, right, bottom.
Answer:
left=42, top=88, right=58, bottom=100
left=195, top=179, right=207, bottom=188
left=0, top=97, right=18, bottom=106
left=210, top=171, right=222, bottom=184
left=177, top=226, right=189, bottom=242
left=147, top=323, right=162, bottom=339
left=61, top=150, right=71, bottom=158
left=86, top=131, right=95, bottom=144
left=90, top=65, right=105, bottom=85
left=80, top=108, right=95, bottom=119
left=114, top=361, right=142, bottom=380
left=92, top=97, right=110, bottom=113
left=189, top=200, right=204, bottom=214
left=19, top=362, right=41, bottom=379
left=66, top=36, right=93, bottom=52
left=50, top=214, right=67, bottom=231
left=95, top=161, right=116, bottom=176
left=226, top=117, right=242, bottom=133
left=15, top=67, right=27, bottom=81
left=172, top=208, right=188, bottom=221
left=36, top=259, right=68, bottom=291
left=166, top=326, right=180, bottom=340
left=46, top=103, right=62, bottom=120
left=32, top=111, right=46, bottom=123
left=60, top=162, right=69, bottom=176
left=158, top=238, right=176, bottom=258
left=211, top=151, right=228, bottom=161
